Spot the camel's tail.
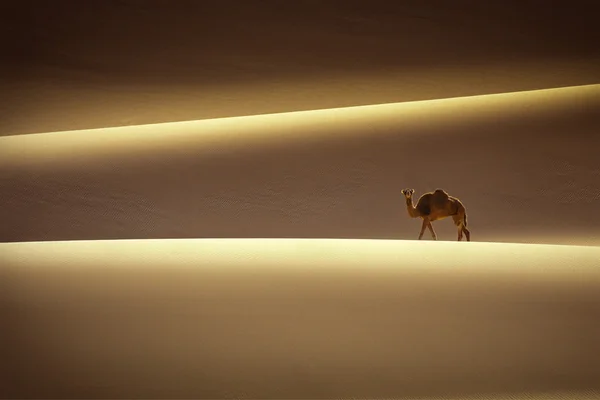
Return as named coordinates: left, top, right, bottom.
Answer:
left=463, top=212, right=468, bottom=227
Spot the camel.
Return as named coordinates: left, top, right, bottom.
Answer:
left=401, top=188, right=471, bottom=241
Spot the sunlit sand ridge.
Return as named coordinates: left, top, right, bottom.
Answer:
left=2, top=1, right=598, bottom=136
left=2, top=238, right=600, bottom=398
left=1, top=84, right=597, bottom=159
left=1, top=84, right=599, bottom=245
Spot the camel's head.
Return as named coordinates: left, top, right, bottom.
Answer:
left=401, top=188, right=414, bottom=198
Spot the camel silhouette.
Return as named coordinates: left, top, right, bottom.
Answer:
left=401, top=188, right=471, bottom=241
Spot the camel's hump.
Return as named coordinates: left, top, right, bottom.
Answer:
left=430, top=189, right=450, bottom=208
left=432, top=189, right=449, bottom=198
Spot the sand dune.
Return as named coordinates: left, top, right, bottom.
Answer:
left=1, top=1, right=599, bottom=135
left=2, top=238, right=600, bottom=398
left=1, top=84, right=599, bottom=245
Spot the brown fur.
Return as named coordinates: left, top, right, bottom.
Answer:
left=401, top=188, right=470, bottom=241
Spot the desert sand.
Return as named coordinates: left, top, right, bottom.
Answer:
left=1, top=1, right=599, bottom=136
left=1, top=84, right=599, bottom=245
left=2, top=1, right=600, bottom=399
left=2, top=85, right=600, bottom=399
left=2, top=238, right=600, bottom=399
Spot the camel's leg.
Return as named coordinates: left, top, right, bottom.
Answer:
left=462, top=225, right=471, bottom=242
left=427, top=221, right=437, bottom=240
left=453, top=215, right=463, bottom=241
left=418, top=219, right=428, bottom=240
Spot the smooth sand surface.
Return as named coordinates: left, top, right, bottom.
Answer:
left=1, top=1, right=599, bottom=135
left=2, top=84, right=599, bottom=245
left=2, top=238, right=600, bottom=399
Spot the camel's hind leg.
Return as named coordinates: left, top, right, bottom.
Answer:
left=456, top=224, right=471, bottom=241
left=462, top=225, right=471, bottom=242
left=453, top=214, right=470, bottom=241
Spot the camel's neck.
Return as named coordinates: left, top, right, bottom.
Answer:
left=404, top=197, right=419, bottom=218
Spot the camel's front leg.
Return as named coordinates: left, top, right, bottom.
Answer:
left=427, top=221, right=437, bottom=240
left=418, top=218, right=428, bottom=239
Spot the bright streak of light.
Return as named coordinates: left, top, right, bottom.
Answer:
left=0, top=84, right=598, bottom=166
left=2, top=238, right=599, bottom=281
